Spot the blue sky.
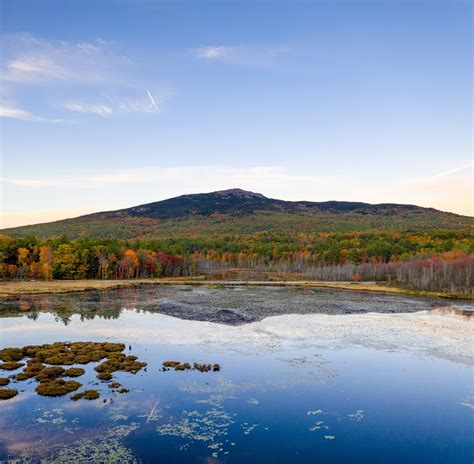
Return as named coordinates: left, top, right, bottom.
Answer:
left=1, top=0, right=472, bottom=227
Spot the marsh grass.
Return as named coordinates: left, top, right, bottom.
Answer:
left=0, top=388, right=18, bottom=400
left=0, top=341, right=146, bottom=400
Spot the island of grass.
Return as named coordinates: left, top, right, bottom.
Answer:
left=0, top=341, right=147, bottom=400
left=71, top=390, right=100, bottom=401
left=162, top=361, right=221, bottom=372
left=0, top=388, right=18, bottom=400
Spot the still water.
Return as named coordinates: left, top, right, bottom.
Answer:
left=0, top=286, right=472, bottom=463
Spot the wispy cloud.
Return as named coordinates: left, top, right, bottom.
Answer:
left=1, top=165, right=333, bottom=189
left=63, top=103, right=113, bottom=117
left=1, top=34, right=122, bottom=84
left=407, top=162, right=473, bottom=184
left=1, top=34, right=168, bottom=121
left=194, top=45, right=297, bottom=69
left=63, top=90, right=162, bottom=117
left=0, top=105, right=68, bottom=123
left=195, top=46, right=228, bottom=60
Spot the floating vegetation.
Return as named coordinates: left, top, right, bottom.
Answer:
left=95, top=357, right=147, bottom=375
left=36, top=366, right=66, bottom=382
left=64, top=367, right=85, bottom=377
left=241, top=422, right=260, bottom=435
left=309, top=420, right=325, bottom=432
left=162, top=360, right=191, bottom=371
left=36, top=379, right=82, bottom=396
left=161, top=361, right=221, bottom=372
left=0, top=388, right=18, bottom=400
left=0, top=347, right=24, bottom=362
left=109, top=382, right=121, bottom=389
left=347, top=410, right=364, bottom=421
left=0, top=341, right=146, bottom=401
left=35, top=408, right=67, bottom=425
left=11, top=423, right=141, bottom=463
left=0, top=361, right=24, bottom=370
left=117, top=388, right=129, bottom=394
left=157, top=407, right=235, bottom=457
left=71, top=389, right=100, bottom=401
left=194, top=363, right=221, bottom=372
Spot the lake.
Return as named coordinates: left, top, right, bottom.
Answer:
left=0, top=285, right=472, bottom=463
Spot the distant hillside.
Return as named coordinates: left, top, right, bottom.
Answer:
left=2, top=189, right=472, bottom=240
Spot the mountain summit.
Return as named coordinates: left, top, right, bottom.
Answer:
left=2, top=189, right=471, bottom=239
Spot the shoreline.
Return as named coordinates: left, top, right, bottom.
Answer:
left=0, top=278, right=471, bottom=300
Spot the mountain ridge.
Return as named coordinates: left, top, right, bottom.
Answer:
left=2, top=188, right=472, bottom=240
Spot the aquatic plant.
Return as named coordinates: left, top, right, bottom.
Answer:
left=0, top=341, right=146, bottom=400
left=109, top=382, right=121, bottom=388
left=0, top=361, right=24, bottom=370
left=35, top=366, right=65, bottom=382
left=0, top=347, right=24, bottom=362
left=95, top=358, right=147, bottom=375
left=0, top=377, right=10, bottom=386
left=64, top=367, right=85, bottom=377
left=193, top=363, right=209, bottom=372
left=36, top=379, right=82, bottom=396
left=162, top=360, right=181, bottom=369
left=162, top=361, right=221, bottom=372
left=0, top=388, right=18, bottom=400
left=117, top=388, right=129, bottom=394
left=71, top=389, right=100, bottom=401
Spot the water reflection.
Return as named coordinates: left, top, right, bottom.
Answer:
left=0, top=287, right=472, bottom=463
left=1, top=285, right=471, bottom=326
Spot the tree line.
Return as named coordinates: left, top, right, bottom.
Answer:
left=0, top=232, right=472, bottom=294
left=0, top=236, right=194, bottom=280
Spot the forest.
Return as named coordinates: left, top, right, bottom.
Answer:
left=0, top=230, right=472, bottom=295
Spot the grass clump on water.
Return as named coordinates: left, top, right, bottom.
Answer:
left=35, top=379, right=82, bottom=396
left=71, top=389, right=100, bottom=401
left=0, top=388, right=18, bottom=400
left=0, top=341, right=145, bottom=401
left=0, top=361, right=24, bottom=371
left=64, top=367, right=85, bottom=377
left=162, top=361, right=221, bottom=372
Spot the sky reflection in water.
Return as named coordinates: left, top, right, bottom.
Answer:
left=0, top=286, right=472, bottom=463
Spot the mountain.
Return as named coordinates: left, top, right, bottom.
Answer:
left=2, top=189, right=472, bottom=239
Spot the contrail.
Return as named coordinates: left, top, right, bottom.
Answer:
left=146, top=89, right=160, bottom=112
